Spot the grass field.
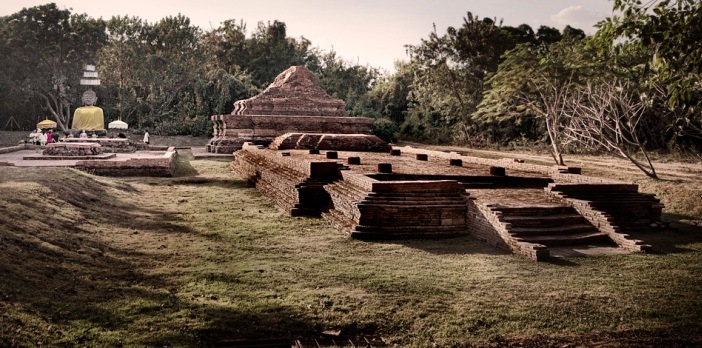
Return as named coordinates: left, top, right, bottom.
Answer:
left=0, top=145, right=701, bottom=347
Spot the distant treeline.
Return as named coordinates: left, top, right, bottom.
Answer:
left=1, top=1, right=700, bottom=165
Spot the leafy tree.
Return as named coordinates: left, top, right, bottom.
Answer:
left=244, top=20, right=314, bottom=87
left=313, top=51, right=379, bottom=116
left=371, top=118, right=399, bottom=142
left=403, top=13, right=540, bottom=143
left=596, top=0, right=702, bottom=139
left=473, top=35, right=596, bottom=162
left=0, top=3, right=107, bottom=130
left=368, top=61, right=414, bottom=125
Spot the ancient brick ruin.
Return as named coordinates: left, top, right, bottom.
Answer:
left=207, top=66, right=377, bottom=154
left=215, top=65, right=663, bottom=261
left=231, top=142, right=663, bottom=261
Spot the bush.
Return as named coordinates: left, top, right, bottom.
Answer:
left=371, top=118, right=399, bottom=142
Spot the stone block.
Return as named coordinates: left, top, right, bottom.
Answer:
left=490, top=166, right=506, bottom=176
left=378, top=163, right=392, bottom=173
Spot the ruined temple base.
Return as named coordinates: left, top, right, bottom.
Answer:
left=231, top=143, right=663, bottom=261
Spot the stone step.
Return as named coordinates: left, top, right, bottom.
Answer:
left=518, top=231, right=611, bottom=246
left=502, top=214, right=588, bottom=227
left=354, top=224, right=466, bottom=233
left=357, top=203, right=469, bottom=209
left=368, top=192, right=464, bottom=198
left=509, top=224, right=599, bottom=236
left=462, top=182, right=495, bottom=188
left=561, top=192, right=656, bottom=198
left=361, top=199, right=466, bottom=206
left=548, top=184, right=638, bottom=192
left=493, top=205, right=574, bottom=216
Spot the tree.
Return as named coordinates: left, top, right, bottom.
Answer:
left=404, top=13, right=536, bottom=143
left=245, top=20, right=314, bottom=87
left=312, top=50, right=379, bottom=116
left=473, top=38, right=597, bottom=163
left=596, top=0, right=702, bottom=139
left=563, top=80, right=659, bottom=178
left=368, top=61, right=414, bottom=125
left=0, top=3, right=107, bottom=130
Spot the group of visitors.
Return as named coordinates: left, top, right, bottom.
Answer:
left=27, top=128, right=151, bottom=146
left=29, top=129, right=56, bottom=146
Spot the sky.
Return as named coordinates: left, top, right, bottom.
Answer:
left=1, top=1, right=615, bottom=72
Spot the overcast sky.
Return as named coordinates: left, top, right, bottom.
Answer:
left=1, top=1, right=614, bottom=72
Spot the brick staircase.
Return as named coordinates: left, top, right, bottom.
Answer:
left=354, top=190, right=468, bottom=238
left=325, top=179, right=469, bottom=239
left=545, top=183, right=661, bottom=252
left=493, top=205, right=612, bottom=248
left=546, top=184, right=663, bottom=233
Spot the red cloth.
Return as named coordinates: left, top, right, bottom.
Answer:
left=46, top=132, right=54, bottom=143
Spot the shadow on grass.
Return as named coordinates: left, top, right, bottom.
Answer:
left=193, top=304, right=319, bottom=344
left=628, top=218, right=702, bottom=254
left=171, top=177, right=252, bottom=189
left=0, top=166, right=206, bottom=344
left=367, top=235, right=511, bottom=256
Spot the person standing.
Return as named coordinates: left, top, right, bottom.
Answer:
left=143, top=129, right=150, bottom=145
left=38, top=131, right=47, bottom=146
left=46, top=130, right=54, bottom=144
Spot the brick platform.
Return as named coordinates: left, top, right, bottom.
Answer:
left=62, top=138, right=132, bottom=152
left=230, top=144, right=664, bottom=261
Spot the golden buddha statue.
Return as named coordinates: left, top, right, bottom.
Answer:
left=71, top=89, right=104, bottom=131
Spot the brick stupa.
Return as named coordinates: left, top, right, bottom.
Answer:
left=207, top=66, right=378, bottom=154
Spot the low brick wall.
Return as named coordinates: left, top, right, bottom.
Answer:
left=232, top=144, right=341, bottom=216
left=0, top=144, right=32, bottom=154
left=75, top=147, right=177, bottom=177
left=398, top=146, right=623, bottom=184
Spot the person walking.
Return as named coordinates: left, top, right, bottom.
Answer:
left=143, top=129, right=150, bottom=145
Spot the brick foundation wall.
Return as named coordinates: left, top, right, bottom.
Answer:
left=75, top=147, right=177, bottom=177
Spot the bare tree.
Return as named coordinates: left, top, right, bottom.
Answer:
left=563, top=79, right=658, bottom=179
left=529, top=78, right=572, bottom=166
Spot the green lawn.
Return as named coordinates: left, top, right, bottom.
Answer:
left=1, top=152, right=700, bottom=347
